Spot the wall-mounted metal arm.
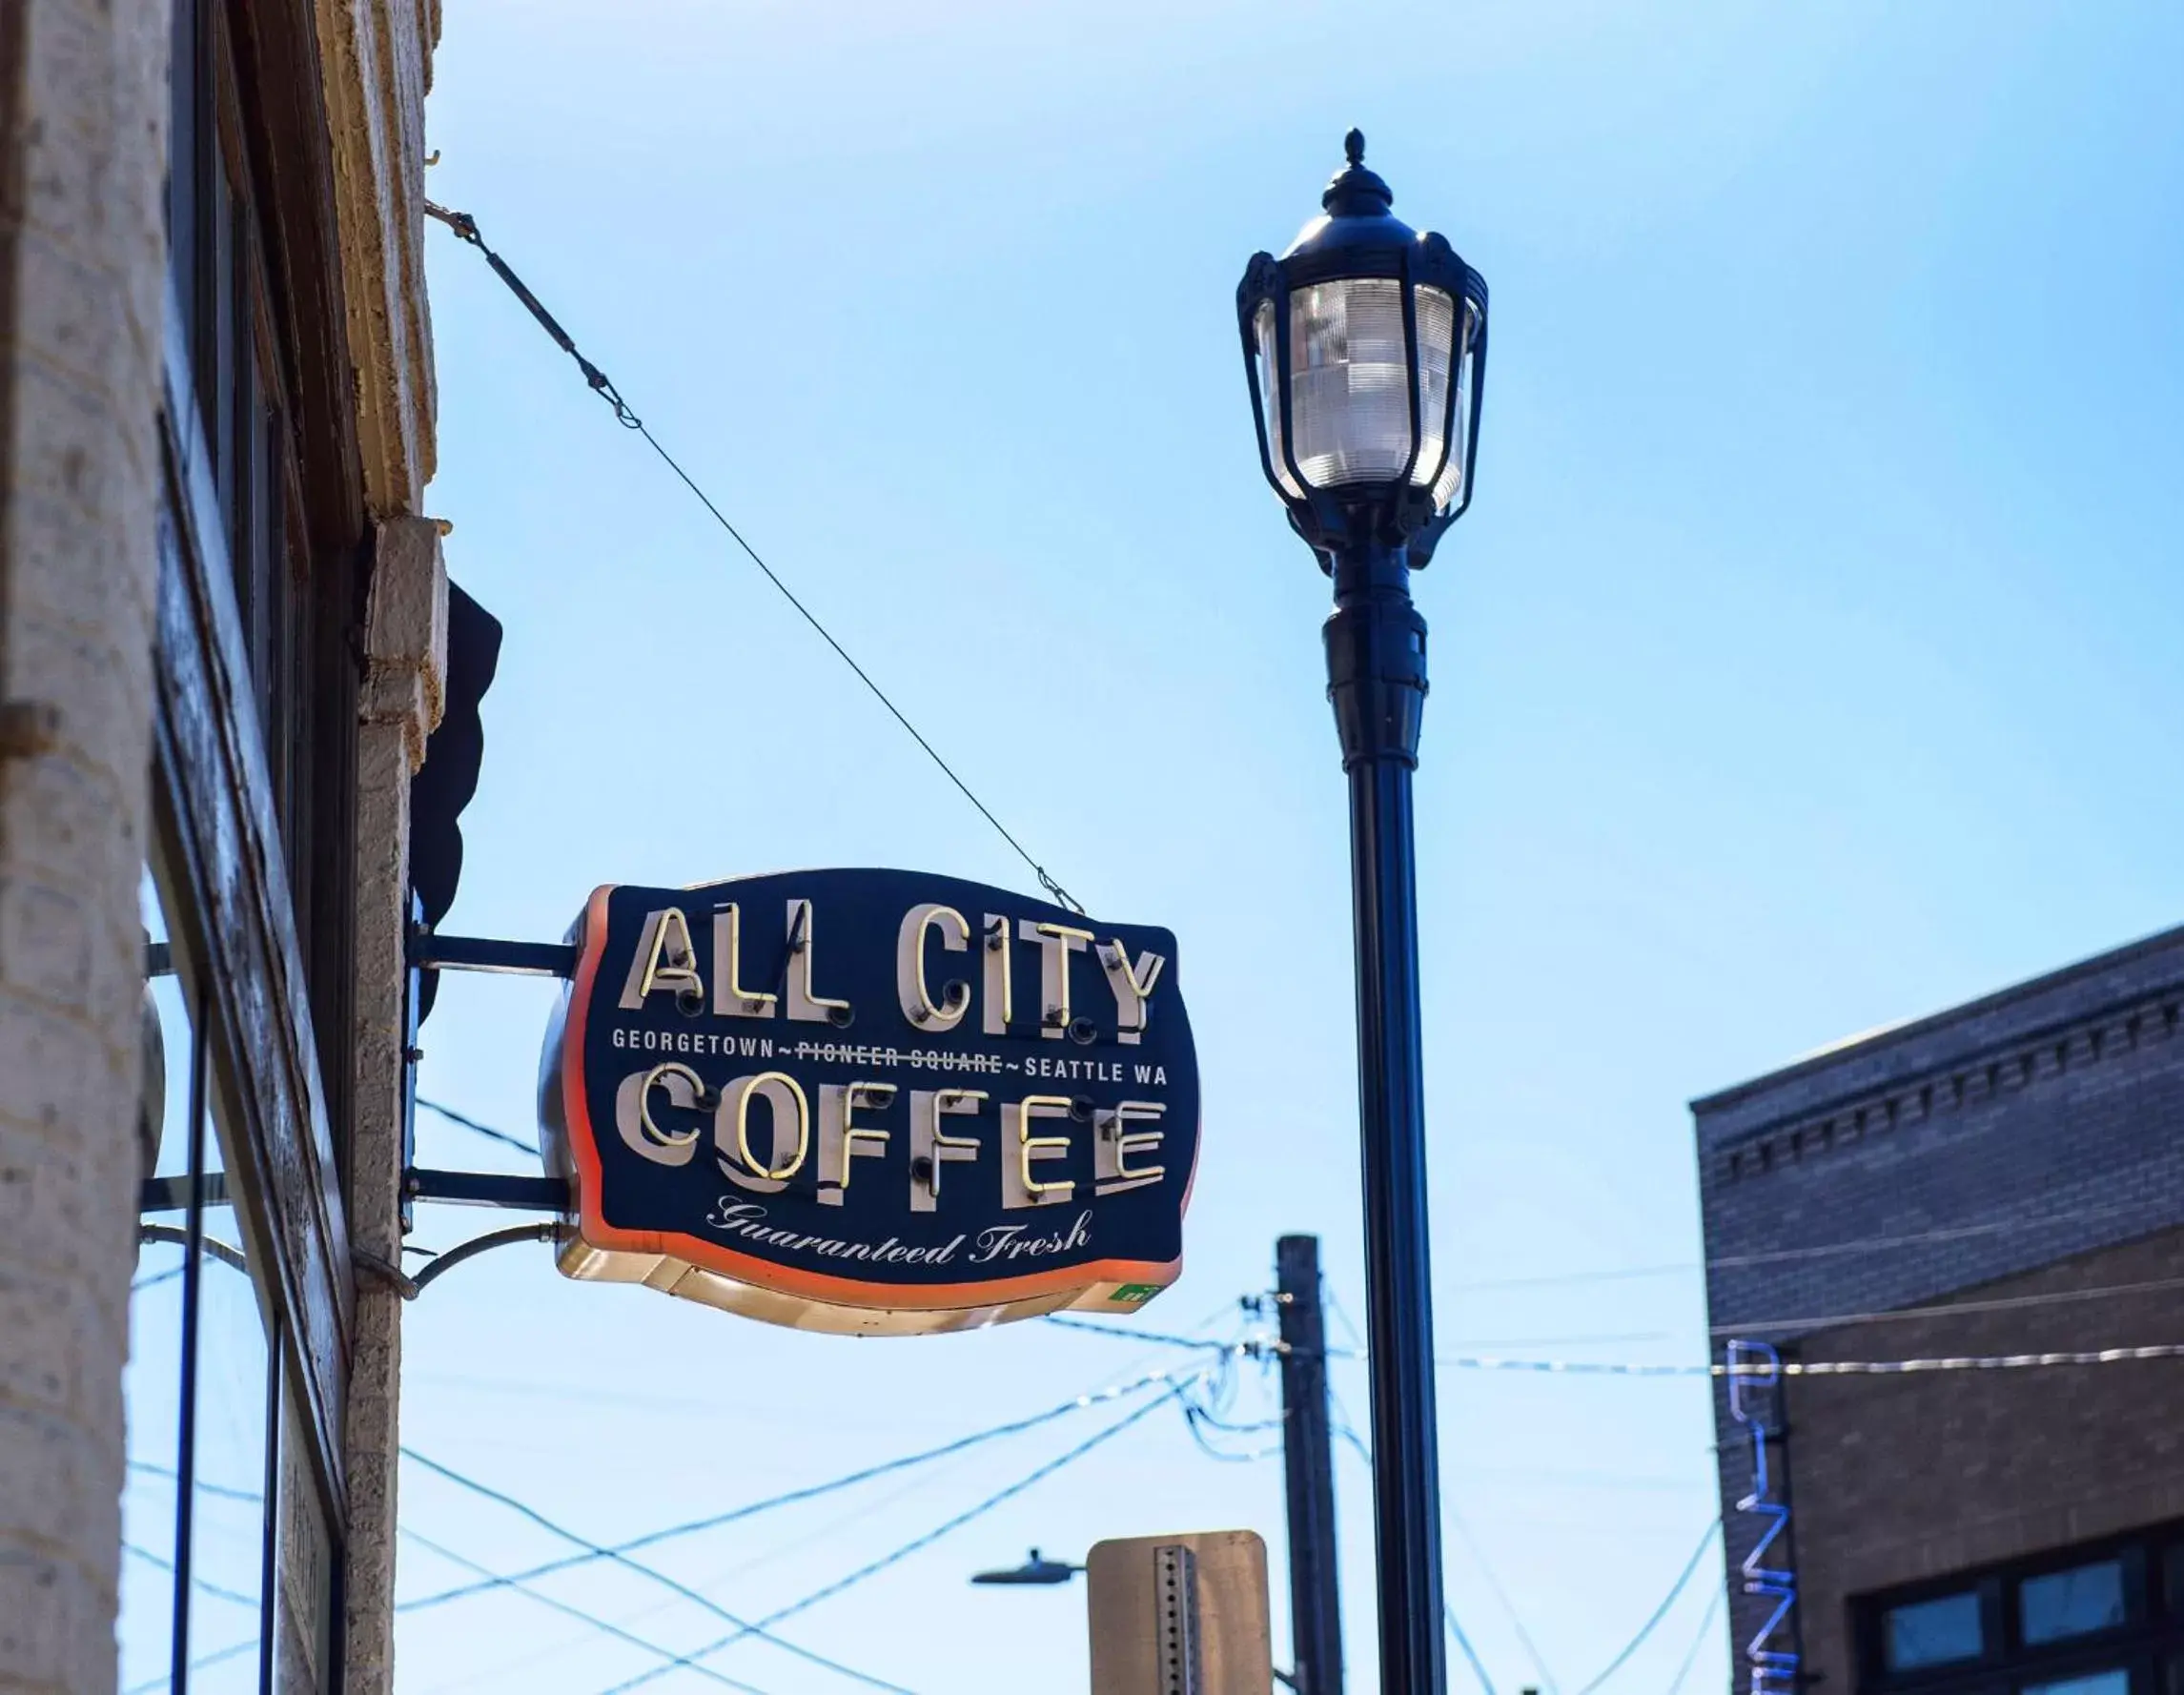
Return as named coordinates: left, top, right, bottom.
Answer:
left=407, top=930, right=577, bottom=977
left=139, top=1173, right=228, bottom=1215
left=403, top=1167, right=571, bottom=1211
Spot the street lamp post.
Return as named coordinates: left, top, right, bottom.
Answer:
left=1235, top=131, right=1488, bottom=1695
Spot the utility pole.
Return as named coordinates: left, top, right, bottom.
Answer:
left=1276, top=1235, right=1344, bottom=1695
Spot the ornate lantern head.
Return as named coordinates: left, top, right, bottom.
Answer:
left=1237, top=131, right=1488, bottom=565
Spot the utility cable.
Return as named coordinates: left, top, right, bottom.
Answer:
left=121, top=1540, right=259, bottom=1610
left=398, top=1524, right=784, bottom=1695
left=593, top=1378, right=1195, bottom=1695
left=1448, top=1501, right=1561, bottom=1694
left=1664, top=1584, right=1726, bottom=1695
left=1569, top=1521, right=1721, bottom=1695
left=398, top=1358, right=1218, bottom=1611
left=400, top=1448, right=915, bottom=1695
left=1333, top=1401, right=1506, bottom=1695
left=1707, top=1274, right=2184, bottom=1337
left=418, top=1095, right=539, bottom=1157
left=1445, top=1603, right=1499, bottom=1695
left=1043, top=1313, right=1257, bottom=1351
left=423, top=201, right=1082, bottom=914
left=1448, top=1195, right=2168, bottom=1293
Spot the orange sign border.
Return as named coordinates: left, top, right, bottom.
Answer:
left=558, top=885, right=1194, bottom=1312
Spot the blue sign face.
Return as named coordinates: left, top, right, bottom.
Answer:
left=541, top=868, right=1199, bottom=1332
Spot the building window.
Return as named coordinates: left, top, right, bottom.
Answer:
left=129, top=871, right=295, bottom=1693
left=1888, top=1592, right=1987, bottom=1670
left=2022, top=1674, right=2128, bottom=1695
left=133, top=0, right=359, bottom=1684
left=1860, top=1524, right=2183, bottom=1695
left=2023, top=1562, right=2130, bottom=1646
left=164, top=0, right=359, bottom=1137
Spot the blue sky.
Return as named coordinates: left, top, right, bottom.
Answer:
left=396, top=3, right=2184, bottom=1691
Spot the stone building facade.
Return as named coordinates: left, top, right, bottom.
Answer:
left=0, top=0, right=461, bottom=1687
left=1694, top=927, right=2184, bottom=1695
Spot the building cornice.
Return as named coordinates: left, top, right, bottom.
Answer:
left=315, top=0, right=439, bottom=514
left=1694, top=923, right=2184, bottom=1117
left=1703, top=980, right=2184, bottom=1186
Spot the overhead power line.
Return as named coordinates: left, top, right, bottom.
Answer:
left=1449, top=1501, right=1560, bottom=1695
left=1327, top=1406, right=1502, bottom=1695
left=399, top=1358, right=1222, bottom=1612
left=1043, top=1313, right=1259, bottom=1351
left=1451, top=1195, right=2168, bottom=1293
left=423, top=200, right=1082, bottom=914
left=398, top=1524, right=784, bottom=1695
left=400, top=1448, right=916, bottom=1695
left=1664, top=1584, right=1727, bottom=1695
left=1569, top=1521, right=1721, bottom=1695
left=593, top=1377, right=1198, bottom=1695
left=1445, top=1603, right=1499, bottom=1695
left=1706, top=1274, right=2184, bottom=1337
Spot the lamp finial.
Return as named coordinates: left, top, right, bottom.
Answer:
left=1345, top=128, right=1365, bottom=168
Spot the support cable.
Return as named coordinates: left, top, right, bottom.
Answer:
left=592, top=1379, right=1197, bottom=1695
left=418, top=1095, right=539, bottom=1157
left=400, top=1449, right=918, bottom=1695
left=422, top=200, right=1082, bottom=914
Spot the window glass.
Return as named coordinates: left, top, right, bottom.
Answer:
left=2021, top=1561, right=2128, bottom=1644
left=2167, top=1542, right=2183, bottom=1617
left=2022, top=1672, right=2129, bottom=1695
left=186, top=1101, right=273, bottom=1693
left=120, top=876, right=193, bottom=1691
left=2166, top=1652, right=2182, bottom=1695
left=1888, top=1591, right=1986, bottom=1670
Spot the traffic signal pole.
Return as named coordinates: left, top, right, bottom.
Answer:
left=1277, top=1235, right=1345, bottom=1695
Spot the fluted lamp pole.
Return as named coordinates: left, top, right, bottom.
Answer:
left=1235, top=130, right=1488, bottom=1695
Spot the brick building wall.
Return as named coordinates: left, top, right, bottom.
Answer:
left=1783, top=1228, right=2184, bottom=1692
left=1693, top=925, right=2184, bottom=1693
left=0, top=0, right=442, bottom=1685
left=0, top=1, right=172, bottom=1688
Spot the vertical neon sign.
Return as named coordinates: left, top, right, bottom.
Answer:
left=1728, top=1338, right=1799, bottom=1695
